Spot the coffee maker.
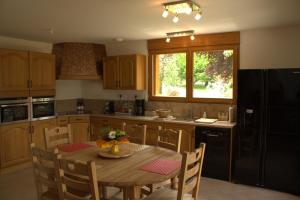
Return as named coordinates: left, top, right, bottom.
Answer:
left=135, top=99, right=145, bottom=116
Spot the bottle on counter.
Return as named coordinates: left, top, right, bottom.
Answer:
left=228, top=106, right=234, bottom=122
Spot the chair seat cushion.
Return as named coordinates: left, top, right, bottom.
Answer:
left=144, top=187, right=194, bottom=200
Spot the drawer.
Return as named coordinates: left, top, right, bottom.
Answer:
left=69, top=116, right=90, bottom=123
left=57, top=116, right=69, bottom=126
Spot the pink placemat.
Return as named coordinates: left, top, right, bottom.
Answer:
left=140, top=159, right=181, bottom=175
left=58, top=143, right=93, bottom=152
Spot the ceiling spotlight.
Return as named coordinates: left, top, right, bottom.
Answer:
left=173, top=14, right=179, bottom=23
left=162, top=8, right=169, bottom=18
left=166, top=30, right=195, bottom=43
left=195, top=11, right=202, bottom=20
left=190, top=35, right=195, bottom=40
left=162, top=0, right=202, bottom=22
left=186, top=7, right=192, bottom=15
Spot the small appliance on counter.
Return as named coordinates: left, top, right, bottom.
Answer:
left=104, top=101, right=115, bottom=114
left=0, top=97, right=30, bottom=124
left=76, top=98, right=85, bottom=114
left=135, top=99, right=145, bottom=116
left=31, top=96, right=55, bottom=120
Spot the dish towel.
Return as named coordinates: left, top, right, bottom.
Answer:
left=140, top=159, right=181, bottom=175
left=58, top=143, right=93, bottom=152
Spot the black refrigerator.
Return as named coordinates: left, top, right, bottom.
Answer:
left=234, top=69, right=300, bottom=195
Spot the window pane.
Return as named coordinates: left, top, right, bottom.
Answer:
left=193, top=50, right=233, bottom=99
left=154, top=53, right=186, bottom=97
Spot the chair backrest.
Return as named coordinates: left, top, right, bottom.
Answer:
left=30, top=143, right=59, bottom=200
left=122, top=122, right=147, bottom=145
left=56, top=157, right=100, bottom=200
left=157, top=126, right=182, bottom=153
left=45, top=125, right=72, bottom=150
left=177, top=143, right=206, bottom=200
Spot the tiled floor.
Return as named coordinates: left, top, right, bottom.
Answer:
left=0, top=167, right=299, bottom=200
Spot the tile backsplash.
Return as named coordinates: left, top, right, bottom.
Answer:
left=56, top=98, right=236, bottom=121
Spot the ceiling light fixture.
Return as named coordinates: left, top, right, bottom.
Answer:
left=195, top=11, right=202, bottom=20
left=166, top=30, right=195, bottom=43
left=162, top=7, right=169, bottom=18
left=162, top=0, right=202, bottom=23
left=172, top=14, right=179, bottom=23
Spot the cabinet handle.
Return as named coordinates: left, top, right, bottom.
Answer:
left=206, top=133, right=219, bottom=137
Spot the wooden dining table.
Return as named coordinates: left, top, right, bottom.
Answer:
left=62, top=142, right=182, bottom=200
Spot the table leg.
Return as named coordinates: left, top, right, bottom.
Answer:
left=128, top=186, right=141, bottom=200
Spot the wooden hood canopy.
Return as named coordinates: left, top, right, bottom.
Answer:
left=53, top=43, right=106, bottom=80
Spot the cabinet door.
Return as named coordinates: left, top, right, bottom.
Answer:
left=0, top=122, right=30, bottom=167
left=29, top=52, right=55, bottom=96
left=103, top=56, right=119, bottom=89
left=71, top=123, right=90, bottom=143
left=119, top=55, right=136, bottom=89
left=31, top=119, right=56, bottom=149
left=0, top=49, right=29, bottom=98
left=144, top=121, right=162, bottom=145
left=164, top=123, right=195, bottom=153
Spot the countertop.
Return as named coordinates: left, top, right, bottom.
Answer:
left=56, top=112, right=236, bottom=129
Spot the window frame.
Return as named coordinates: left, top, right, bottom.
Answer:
left=148, top=32, right=239, bottom=104
left=188, top=45, right=238, bottom=104
left=148, top=48, right=189, bottom=102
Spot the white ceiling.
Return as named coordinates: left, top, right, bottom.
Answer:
left=0, top=0, right=300, bottom=43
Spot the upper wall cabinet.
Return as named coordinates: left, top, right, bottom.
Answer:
left=0, top=49, right=30, bottom=98
left=103, top=54, right=146, bottom=90
left=0, top=48, right=56, bottom=98
left=30, top=52, right=56, bottom=96
left=53, top=43, right=107, bottom=80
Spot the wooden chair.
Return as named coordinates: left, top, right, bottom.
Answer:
left=56, top=156, right=100, bottom=200
left=30, top=143, right=59, bottom=200
left=142, top=126, right=183, bottom=195
left=45, top=124, right=72, bottom=150
left=144, top=143, right=206, bottom=200
left=121, top=122, right=147, bottom=145
left=157, top=126, right=182, bottom=153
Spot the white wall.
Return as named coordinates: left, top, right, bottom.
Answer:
left=0, top=35, right=52, bottom=53
left=0, top=35, right=83, bottom=99
left=240, top=25, right=300, bottom=69
left=81, top=40, right=148, bottom=100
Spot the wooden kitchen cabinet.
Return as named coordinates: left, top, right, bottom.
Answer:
left=0, top=49, right=30, bottom=98
left=143, top=121, right=161, bottom=145
left=165, top=123, right=195, bottom=153
left=69, top=116, right=90, bottom=143
left=103, top=54, right=146, bottom=90
left=0, top=48, right=56, bottom=98
left=31, top=118, right=56, bottom=149
left=29, top=52, right=55, bottom=97
left=103, top=56, right=119, bottom=89
left=0, top=122, right=31, bottom=168
left=90, top=116, right=122, bottom=140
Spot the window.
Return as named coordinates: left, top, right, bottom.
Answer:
left=192, top=49, right=234, bottom=99
left=154, top=52, right=187, bottom=97
left=148, top=32, right=239, bottom=104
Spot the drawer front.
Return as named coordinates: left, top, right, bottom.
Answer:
left=69, top=116, right=90, bottom=123
left=57, top=116, right=69, bottom=126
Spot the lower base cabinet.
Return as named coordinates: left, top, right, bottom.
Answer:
left=89, top=116, right=195, bottom=153
left=69, top=116, right=91, bottom=143
left=31, top=119, right=57, bottom=149
left=0, top=122, right=31, bottom=168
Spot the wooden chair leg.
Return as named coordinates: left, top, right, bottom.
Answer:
left=123, top=187, right=128, bottom=200
left=101, top=185, right=108, bottom=200
left=171, top=177, right=177, bottom=189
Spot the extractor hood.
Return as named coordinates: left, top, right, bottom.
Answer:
left=53, top=43, right=106, bottom=80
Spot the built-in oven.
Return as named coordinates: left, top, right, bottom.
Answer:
left=0, top=98, right=30, bottom=124
left=31, top=97, right=55, bottom=120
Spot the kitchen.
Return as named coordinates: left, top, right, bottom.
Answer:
left=0, top=0, right=300, bottom=200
